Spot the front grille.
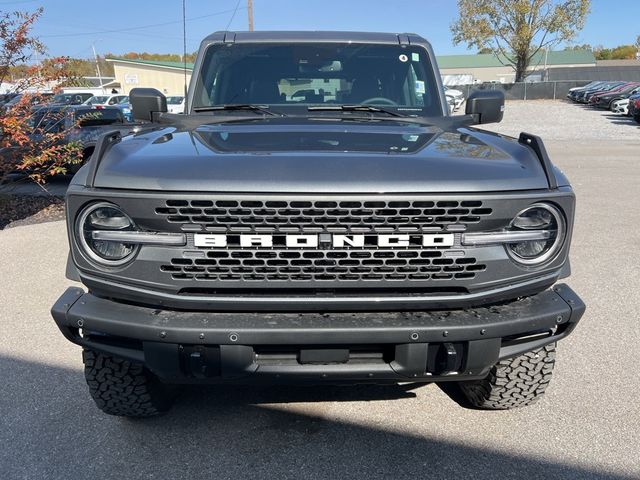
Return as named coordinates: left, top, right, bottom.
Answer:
left=155, top=199, right=493, bottom=233
left=160, top=249, right=487, bottom=283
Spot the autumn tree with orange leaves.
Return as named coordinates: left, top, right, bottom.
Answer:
left=0, top=8, right=84, bottom=183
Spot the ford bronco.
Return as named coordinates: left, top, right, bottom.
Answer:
left=51, top=31, right=585, bottom=417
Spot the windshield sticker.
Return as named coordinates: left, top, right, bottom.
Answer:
left=411, top=53, right=420, bottom=62
left=403, top=134, right=420, bottom=142
left=398, top=54, right=408, bottom=62
left=415, top=80, right=426, bottom=94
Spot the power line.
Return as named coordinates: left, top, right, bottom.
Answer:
left=40, top=7, right=246, bottom=38
left=0, top=0, right=38, bottom=5
left=225, top=0, right=241, bottom=31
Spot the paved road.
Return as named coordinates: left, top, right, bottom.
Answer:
left=1, top=140, right=639, bottom=479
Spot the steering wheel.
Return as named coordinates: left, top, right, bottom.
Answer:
left=360, top=97, right=398, bottom=106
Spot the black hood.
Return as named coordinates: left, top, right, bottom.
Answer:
left=92, top=118, right=549, bottom=193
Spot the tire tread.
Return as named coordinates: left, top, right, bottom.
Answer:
left=82, top=349, right=173, bottom=417
left=459, top=343, right=556, bottom=410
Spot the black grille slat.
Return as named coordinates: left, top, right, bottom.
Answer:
left=161, top=249, right=486, bottom=283
left=155, top=199, right=492, bottom=233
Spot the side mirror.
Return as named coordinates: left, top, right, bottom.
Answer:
left=130, top=88, right=167, bottom=122
left=465, top=90, right=504, bottom=124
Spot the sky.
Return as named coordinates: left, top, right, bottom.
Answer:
left=2, top=0, right=639, bottom=59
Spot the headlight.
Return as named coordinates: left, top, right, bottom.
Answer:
left=76, top=202, right=138, bottom=266
left=506, top=203, right=565, bottom=266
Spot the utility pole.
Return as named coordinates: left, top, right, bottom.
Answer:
left=92, top=43, right=104, bottom=89
left=247, top=0, right=254, bottom=31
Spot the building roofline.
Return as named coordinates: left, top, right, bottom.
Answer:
left=105, top=57, right=194, bottom=71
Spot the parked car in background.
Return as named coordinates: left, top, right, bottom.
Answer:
left=444, top=86, right=464, bottom=111
left=579, top=81, right=625, bottom=103
left=589, top=83, right=639, bottom=108
left=0, top=92, right=54, bottom=115
left=629, top=96, right=640, bottom=123
left=0, top=93, right=19, bottom=107
left=83, top=94, right=128, bottom=107
left=166, top=95, right=185, bottom=114
left=114, top=96, right=133, bottom=122
left=626, top=92, right=640, bottom=114
left=566, top=80, right=603, bottom=99
left=611, top=98, right=630, bottom=114
left=570, top=81, right=610, bottom=102
left=49, top=92, right=94, bottom=106
left=23, top=105, right=126, bottom=170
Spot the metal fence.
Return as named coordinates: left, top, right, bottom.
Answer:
left=450, top=81, right=591, bottom=101
left=548, top=65, right=640, bottom=82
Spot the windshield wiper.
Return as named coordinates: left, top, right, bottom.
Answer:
left=307, top=104, right=407, bottom=117
left=193, top=104, right=281, bottom=116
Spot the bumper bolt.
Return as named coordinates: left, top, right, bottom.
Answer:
left=159, top=331, right=167, bottom=338
left=199, top=333, right=205, bottom=340
left=229, top=333, right=239, bottom=342
left=410, top=332, right=419, bottom=341
left=480, top=329, right=486, bottom=335
left=556, top=315, right=564, bottom=324
left=442, top=330, right=449, bottom=337
left=76, top=318, right=84, bottom=327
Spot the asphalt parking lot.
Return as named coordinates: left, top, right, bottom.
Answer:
left=1, top=100, right=639, bottom=479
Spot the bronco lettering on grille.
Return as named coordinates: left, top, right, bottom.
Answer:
left=193, top=233, right=455, bottom=248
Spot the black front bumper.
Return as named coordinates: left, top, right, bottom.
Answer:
left=51, top=284, right=584, bottom=384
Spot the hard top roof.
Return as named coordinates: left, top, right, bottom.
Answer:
left=202, top=30, right=428, bottom=46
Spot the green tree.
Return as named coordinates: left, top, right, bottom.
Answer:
left=593, top=44, right=638, bottom=60
left=564, top=43, right=592, bottom=51
left=451, top=0, right=591, bottom=82
left=609, top=45, right=637, bottom=60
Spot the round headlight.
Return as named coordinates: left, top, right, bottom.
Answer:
left=76, top=202, right=138, bottom=266
left=507, top=203, right=565, bottom=266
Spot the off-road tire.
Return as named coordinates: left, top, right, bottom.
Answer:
left=83, top=349, right=175, bottom=417
left=458, top=343, right=556, bottom=410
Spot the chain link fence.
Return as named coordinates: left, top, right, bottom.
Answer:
left=450, top=81, right=591, bottom=101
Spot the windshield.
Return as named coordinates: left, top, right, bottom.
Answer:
left=193, top=42, right=443, bottom=116
left=118, top=96, right=129, bottom=104
left=75, top=108, right=124, bottom=125
left=85, top=96, right=108, bottom=104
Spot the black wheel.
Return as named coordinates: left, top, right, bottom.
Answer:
left=457, top=343, right=556, bottom=410
left=83, top=349, right=175, bottom=417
